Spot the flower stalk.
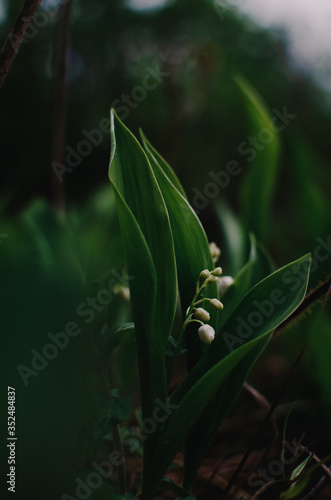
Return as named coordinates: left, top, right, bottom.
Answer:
left=167, top=268, right=224, bottom=386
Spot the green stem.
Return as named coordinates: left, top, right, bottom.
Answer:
left=274, top=278, right=331, bottom=335
left=167, top=281, right=205, bottom=387
left=167, top=320, right=189, bottom=388
left=194, top=297, right=209, bottom=305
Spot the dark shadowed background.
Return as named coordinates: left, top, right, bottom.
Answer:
left=0, top=0, right=331, bottom=498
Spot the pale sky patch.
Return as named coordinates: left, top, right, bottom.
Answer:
left=236, top=0, right=331, bottom=92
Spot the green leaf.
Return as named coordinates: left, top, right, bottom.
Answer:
left=20, top=199, right=83, bottom=282
left=139, top=129, right=187, bottom=199
left=110, top=388, right=120, bottom=398
left=94, top=392, right=132, bottom=442
left=182, top=234, right=274, bottom=487
left=289, top=133, right=329, bottom=237
left=70, top=185, right=124, bottom=282
left=96, top=324, right=186, bottom=359
left=166, top=336, right=187, bottom=356
left=108, top=111, right=177, bottom=454
left=235, top=75, right=281, bottom=241
left=280, top=475, right=311, bottom=500
left=81, top=283, right=110, bottom=364
left=181, top=254, right=309, bottom=388
left=102, top=323, right=135, bottom=354
left=143, top=332, right=274, bottom=500
left=290, top=455, right=312, bottom=480
left=143, top=254, right=311, bottom=498
left=140, top=130, right=218, bottom=369
left=218, top=233, right=274, bottom=330
left=213, top=201, right=249, bottom=277
left=110, top=396, right=133, bottom=425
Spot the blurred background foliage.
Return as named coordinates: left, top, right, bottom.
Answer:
left=0, top=0, right=330, bottom=497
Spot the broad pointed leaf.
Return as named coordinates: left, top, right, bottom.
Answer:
left=144, top=254, right=311, bottom=497
left=218, top=233, right=274, bottom=330
left=182, top=234, right=274, bottom=487
left=140, top=130, right=219, bottom=368
left=235, top=75, right=281, bottom=241
left=108, top=111, right=177, bottom=456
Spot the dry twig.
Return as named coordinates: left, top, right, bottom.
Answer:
left=0, top=0, right=43, bottom=89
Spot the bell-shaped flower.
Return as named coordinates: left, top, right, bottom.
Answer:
left=198, top=324, right=215, bottom=344
left=194, top=307, right=210, bottom=322
left=199, top=269, right=210, bottom=283
left=209, top=298, right=224, bottom=310
left=218, top=276, right=235, bottom=296
left=212, top=267, right=223, bottom=277
left=209, top=242, right=221, bottom=263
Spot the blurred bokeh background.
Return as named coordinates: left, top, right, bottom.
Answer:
left=0, top=0, right=331, bottom=498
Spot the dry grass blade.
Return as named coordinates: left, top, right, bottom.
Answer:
left=243, top=381, right=279, bottom=442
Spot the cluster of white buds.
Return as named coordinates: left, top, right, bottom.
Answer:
left=168, top=251, right=227, bottom=384
left=209, top=243, right=235, bottom=297
left=184, top=266, right=225, bottom=344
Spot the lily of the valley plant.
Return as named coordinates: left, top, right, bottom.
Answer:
left=107, top=110, right=311, bottom=500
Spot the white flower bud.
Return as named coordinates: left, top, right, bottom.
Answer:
left=198, top=324, right=215, bottom=344
left=113, top=285, right=130, bottom=301
left=212, top=267, right=223, bottom=277
left=207, top=275, right=219, bottom=284
left=209, top=298, right=224, bottom=310
left=209, top=242, right=221, bottom=263
left=217, top=276, right=235, bottom=296
left=199, top=269, right=210, bottom=282
left=194, top=307, right=210, bottom=322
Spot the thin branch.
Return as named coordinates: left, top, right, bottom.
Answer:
left=296, top=445, right=331, bottom=481
left=274, top=278, right=331, bottom=335
left=243, top=381, right=279, bottom=442
left=301, top=474, right=327, bottom=500
left=250, top=478, right=290, bottom=500
left=223, top=344, right=307, bottom=497
left=0, top=0, right=43, bottom=89
left=51, top=0, right=73, bottom=214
